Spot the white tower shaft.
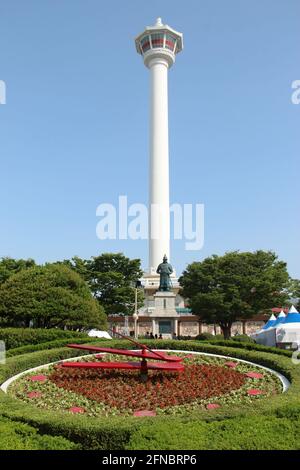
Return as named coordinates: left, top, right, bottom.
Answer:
left=135, top=18, right=183, bottom=274
left=149, top=57, right=170, bottom=273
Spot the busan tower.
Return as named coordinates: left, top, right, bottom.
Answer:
left=135, top=18, right=183, bottom=278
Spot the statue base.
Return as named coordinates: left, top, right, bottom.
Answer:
left=149, top=291, right=179, bottom=318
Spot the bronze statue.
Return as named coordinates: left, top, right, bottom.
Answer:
left=156, top=255, right=173, bottom=291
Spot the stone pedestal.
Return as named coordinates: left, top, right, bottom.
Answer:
left=151, top=291, right=179, bottom=317
left=147, top=291, right=180, bottom=338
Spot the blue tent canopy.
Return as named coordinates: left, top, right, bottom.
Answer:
left=283, top=306, right=300, bottom=324
left=272, top=310, right=286, bottom=327
left=262, top=314, right=276, bottom=330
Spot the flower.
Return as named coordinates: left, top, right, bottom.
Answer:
left=245, top=372, right=264, bottom=379
left=133, top=410, right=156, bottom=417
left=30, top=374, right=47, bottom=382
left=247, top=389, right=264, bottom=396
left=224, top=362, right=238, bottom=368
left=69, top=406, right=85, bottom=414
left=27, top=391, right=42, bottom=399
left=206, top=403, right=220, bottom=410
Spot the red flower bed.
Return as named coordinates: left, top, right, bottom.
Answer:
left=49, top=364, right=246, bottom=411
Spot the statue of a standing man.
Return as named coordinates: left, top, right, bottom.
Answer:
left=156, top=255, right=173, bottom=291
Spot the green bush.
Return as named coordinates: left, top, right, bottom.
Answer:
left=0, top=328, right=88, bottom=350
left=0, top=264, right=107, bottom=330
left=231, top=334, right=255, bottom=343
left=195, top=333, right=215, bottom=341
left=6, top=336, right=96, bottom=357
left=204, top=338, right=293, bottom=357
left=0, top=416, right=78, bottom=450
left=126, top=414, right=300, bottom=450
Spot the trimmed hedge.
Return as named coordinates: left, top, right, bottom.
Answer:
left=0, top=328, right=88, bottom=350
left=201, top=339, right=293, bottom=357
left=0, top=339, right=300, bottom=449
left=126, top=413, right=300, bottom=450
left=6, top=336, right=97, bottom=357
left=0, top=416, right=78, bottom=450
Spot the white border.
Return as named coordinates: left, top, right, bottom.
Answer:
left=0, top=349, right=290, bottom=394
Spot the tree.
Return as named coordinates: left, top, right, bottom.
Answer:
left=0, top=257, right=36, bottom=285
left=179, top=251, right=291, bottom=339
left=0, top=264, right=106, bottom=330
left=287, top=278, right=300, bottom=310
left=61, top=253, right=144, bottom=316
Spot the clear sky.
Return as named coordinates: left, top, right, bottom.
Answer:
left=0, top=0, right=299, bottom=278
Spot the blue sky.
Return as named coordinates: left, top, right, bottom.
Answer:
left=0, top=0, right=299, bottom=278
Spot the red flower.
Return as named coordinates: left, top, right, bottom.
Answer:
left=69, top=406, right=85, bottom=414
left=245, top=372, right=264, bottom=379
left=247, top=389, right=264, bottom=396
left=30, top=374, right=47, bottom=382
left=224, top=362, right=238, bottom=368
left=206, top=403, right=220, bottom=410
left=133, top=410, right=156, bottom=417
left=27, top=391, right=42, bottom=399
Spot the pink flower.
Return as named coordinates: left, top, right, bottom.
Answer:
left=69, top=406, right=85, bottom=414
left=225, top=362, right=238, bottom=368
left=133, top=410, right=157, bottom=417
left=247, top=389, right=263, bottom=396
left=206, top=403, right=220, bottom=410
left=27, top=391, right=42, bottom=399
left=245, top=372, right=264, bottom=379
left=30, top=374, right=47, bottom=382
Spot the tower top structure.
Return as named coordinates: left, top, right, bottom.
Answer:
left=135, top=17, right=183, bottom=68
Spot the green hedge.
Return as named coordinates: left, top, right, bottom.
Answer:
left=0, top=416, right=78, bottom=450
left=6, top=336, right=98, bottom=357
left=0, top=339, right=300, bottom=449
left=0, top=328, right=88, bottom=350
left=126, top=413, right=300, bottom=450
left=202, top=339, right=293, bottom=357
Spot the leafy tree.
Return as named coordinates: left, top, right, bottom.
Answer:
left=0, top=264, right=106, bottom=330
left=287, top=278, right=300, bottom=310
left=0, top=257, right=36, bottom=285
left=179, top=251, right=291, bottom=339
left=62, top=253, right=144, bottom=316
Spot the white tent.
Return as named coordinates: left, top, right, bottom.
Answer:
left=252, top=314, right=276, bottom=345
left=275, top=306, right=300, bottom=348
left=87, top=329, right=112, bottom=339
left=272, top=309, right=286, bottom=327
left=254, top=306, right=300, bottom=348
left=259, top=310, right=287, bottom=347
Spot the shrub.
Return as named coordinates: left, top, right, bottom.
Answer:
left=0, top=416, right=78, bottom=450
left=195, top=333, right=215, bottom=341
left=204, top=339, right=293, bottom=357
left=126, top=414, right=300, bottom=450
left=0, top=264, right=106, bottom=330
left=0, top=328, right=88, bottom=350
left=6, top=336, right=96, bottom=357
left=231, top=334, right=255, bottom=343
